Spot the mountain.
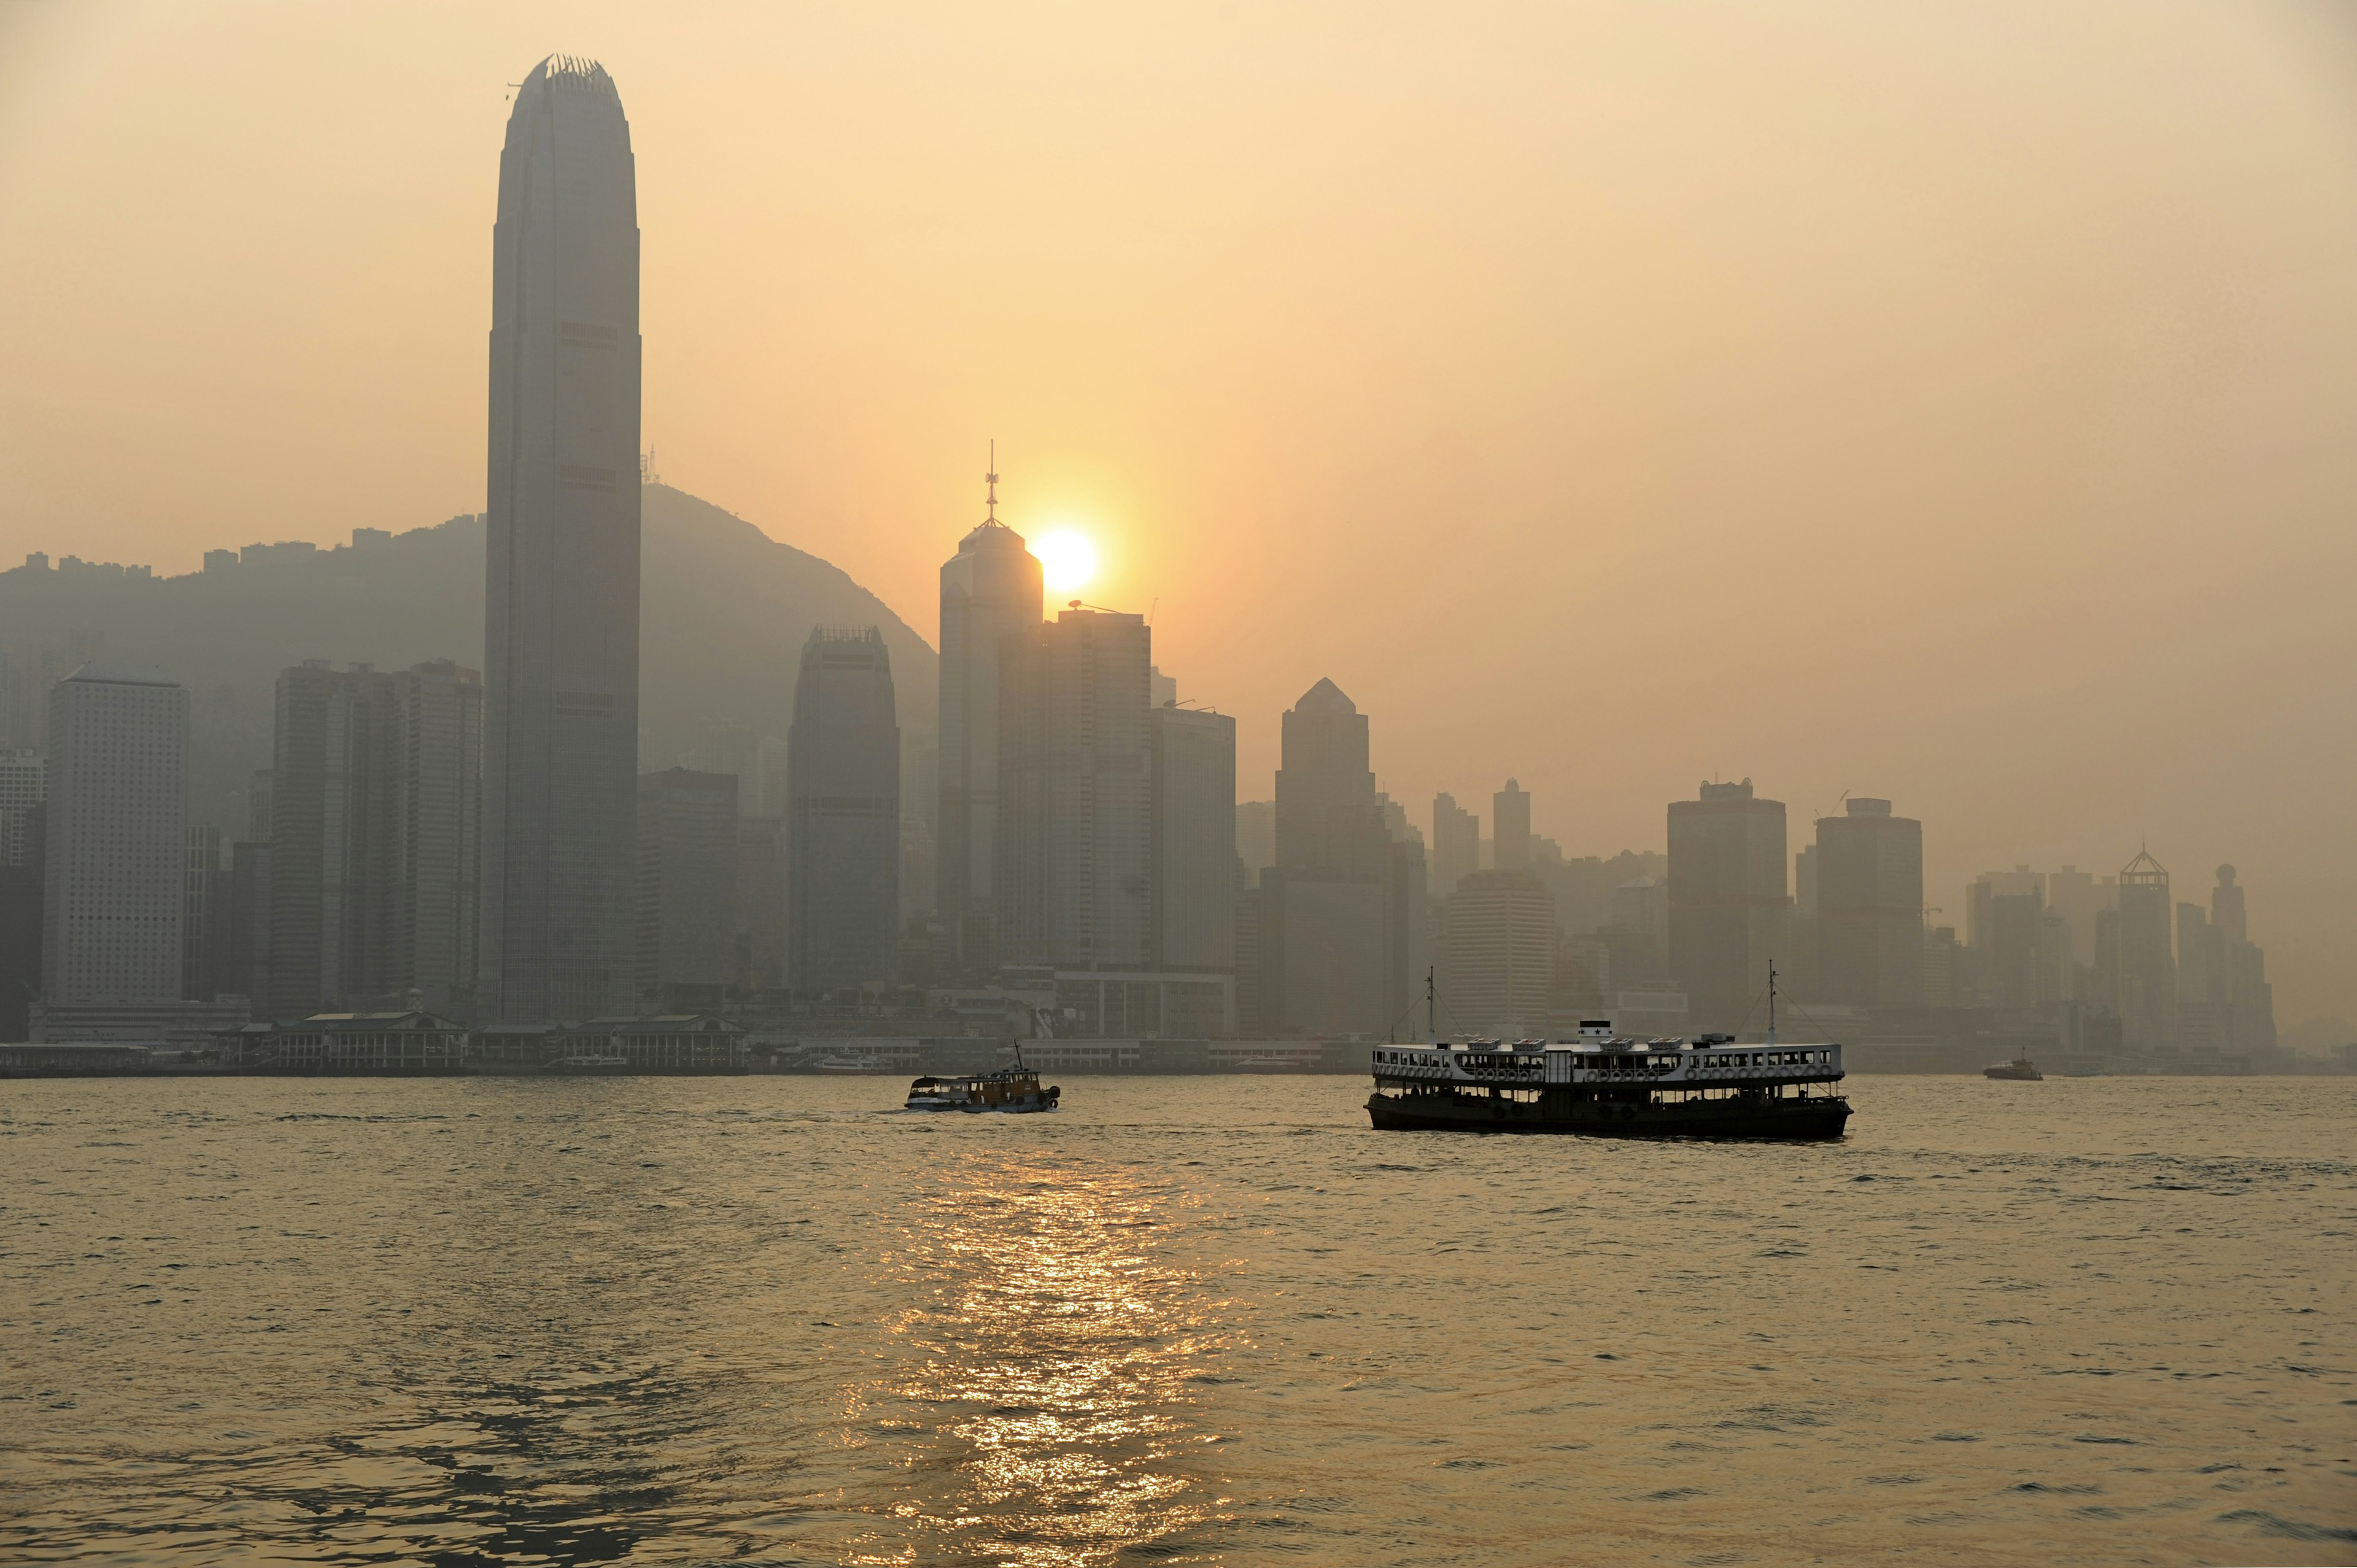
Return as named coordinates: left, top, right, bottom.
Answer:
left=0, top=482, right=937, bottom=834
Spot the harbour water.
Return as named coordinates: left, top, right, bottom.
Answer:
left=2, top=1075, right=2350, bottom=1565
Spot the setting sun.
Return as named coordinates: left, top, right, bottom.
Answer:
left=1031, top=528, right=1098, bottom=594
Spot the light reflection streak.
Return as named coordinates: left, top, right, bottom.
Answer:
left=839, top=1150, right=1228, bottom=1565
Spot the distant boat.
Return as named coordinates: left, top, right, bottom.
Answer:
left=904, top=1064, right=1060, bottom=1113
left=545, top=1054, right=629, bottom=1076
left=1234, top=1055, right=1306, bottom=1074
left=814, top=1054, right=884, bottom=1075
left=1983, top=1057, right=2044, bottom=1081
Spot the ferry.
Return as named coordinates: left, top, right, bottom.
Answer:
left=1365, top=969, right=1848, bottom=1140
left=1983, top=1056, right=2044, bottom=1081
left=904, top=1062, right=1061, bottom=1114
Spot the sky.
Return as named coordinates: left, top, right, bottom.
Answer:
left=2, top=1, right=2353, bottom=1027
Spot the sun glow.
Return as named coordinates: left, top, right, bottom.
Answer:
left=1031, top=529, right=1098, bottom=594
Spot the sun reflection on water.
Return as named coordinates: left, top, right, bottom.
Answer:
left=840, top=1150, right=1229, bottom=1565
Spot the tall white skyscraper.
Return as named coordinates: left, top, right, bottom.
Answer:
left=41, top=665, right=188, bottom=1003
left=479, top=56, right=643, bottom=1021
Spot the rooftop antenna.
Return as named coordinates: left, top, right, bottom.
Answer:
left=984, top=440, right=999, bottom=525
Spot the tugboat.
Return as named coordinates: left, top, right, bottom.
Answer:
left=904, top=1048, right=1061, bottom=1114
left=1366, top=967, right=1850, bottom=1140
left=1983, top=1056, right=2044, bottom=1081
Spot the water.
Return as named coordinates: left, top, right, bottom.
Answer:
left=2, top=1075, right=2351, bottom=1566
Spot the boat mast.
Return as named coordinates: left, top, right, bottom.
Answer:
left=1767, top=958, right=1778, bottom=1047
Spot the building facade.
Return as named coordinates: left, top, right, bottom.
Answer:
left=1148, top=703, right=1237, bottom=978
left=786, top=627, right=902, bottom=993
left=1443, top=869, right=1555, bottom=1038
left=1431, top=792, right=1479, bottom=898
left=1492, top=780, right=1532, bottom=873
left=996, top=608, right=1153, bottom=971
left=1666, top=779, right=1787, bottom=1034
left=41, top=665, right=188, bottom=1004
left=935, top=471, right=1043, bottom=974
left=1813, top=797, right=1924, bottom=1007
left=635, top=768, right=738, bottom=1004
left=2115, top=849, right=2175, bottom=1051
left=479, top=55, right=643, bottom=1022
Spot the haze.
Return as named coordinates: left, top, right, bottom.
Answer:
left=2, top=0, right=2352, bottom=1026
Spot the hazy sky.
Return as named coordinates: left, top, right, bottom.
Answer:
left=4, top=1, right=2353, bottom=1025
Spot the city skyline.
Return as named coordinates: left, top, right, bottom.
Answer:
left=0, top=9, right=2350, bottom=1030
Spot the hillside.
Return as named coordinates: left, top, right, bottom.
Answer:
left=0, top=483, right=938, bottom=833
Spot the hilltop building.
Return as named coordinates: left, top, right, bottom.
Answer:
left=480, top=56, right=644, bottom=1022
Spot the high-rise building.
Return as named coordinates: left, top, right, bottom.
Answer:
left=1257, top=679, right=1422, bottom=1037
left=182, top=826, right=229, bottom=1002
left=41, top=665, right=188, bottom=1003
left=1814, top=797, right=1924, bottom=1008
left=936, top=458, right=1043, bottom=973
left=0, top=801, right=42, bottom=1040
left=2043, top=865, right=2110, bottom=970
left=0, top=749, right=43, bottom=867
left=1492, top=780, right=1531, bottom=873
left=996, top=608, right=1151, bottom=970
left=635, top=768, right=738, bottom=1003
left=1442, top=870, right=1555, bottom=1038
left=1149, top=703, right=1237, bottom=975
left=2115, top=849, right=2175, bottom=1051
left=2175, top=901, right=2216, bottom=1051
left=786, top=627, right=902, bottom=993
left=479, top=55, right=643, bottom=1023
left=2208, top=865, right=2277, bottom=1053
left=737, top=815, right=788, bottom=991
left=267, top=660, right=482, bottom=1018
left=1235, top=800, right=1275, bottom=889
left=1666, top=779, right=1787, bottom=1034
left=1431, top=793, right=1479, bottom=897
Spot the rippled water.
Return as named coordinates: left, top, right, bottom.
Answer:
left=2, top=1075, right=2351, bottom=1565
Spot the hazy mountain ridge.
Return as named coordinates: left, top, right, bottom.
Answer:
left=0, top=482, right=938, bottom=833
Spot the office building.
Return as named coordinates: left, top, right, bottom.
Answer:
left=1814, top=798, right=1924, bottom=1007
left=1493, top=780, right=1531, bottom=872
left=786, top=627, right=901, bottom=993
left=1666, top=779, right=1787, bottom=1033
left=738, top=815, right=787, bottom=991
left=1256, top=679, right=1423, bottom=1038
left=0, top=749, right=42, bottom=867
left=268, top=660, right=482, bottom=1018
left=1149, top=703, right=1237, bottom=977
left=936, top=459, right=1043, bottom=972
left=996, top=608, right=1152, bottom=970
left=479, top=56, right=643, bottom=1022
left=636, top=768, right=738, bottom=1004
left=1442, top=870, right=1555, bottom=1038
left=1431, top=793, right=1479, bottom=898
left=2115, top=849, right=2175, bottom=1051
left=2210, top=865, right=2277, bottom=1053
left=182, top=826, right=229, bottom=1001
left=41, top=665, right=188, bottom=1005
left=1235, top=800, right=1275, bottom=889
left=0, top=801, right=41, bottom=1040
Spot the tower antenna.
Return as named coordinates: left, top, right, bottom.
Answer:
left=984, top=440, right=999, bottom=525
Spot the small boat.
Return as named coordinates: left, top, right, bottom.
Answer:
left=1983, top=1056, right=2044, bottom=1081
left=814, top=1054, right=884, bottom=1075
left=1234, top=1055, right=1304, bottom=1074
left=545, top=1054, right=630, bottom=1075
left=904, top=1062, right=1061, bottom=1114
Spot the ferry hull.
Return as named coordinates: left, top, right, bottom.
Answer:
left=1366, top=1089, right=1850, bottom=1140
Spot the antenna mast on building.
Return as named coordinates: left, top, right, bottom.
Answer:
left=984, top=439, right=999, bottom=525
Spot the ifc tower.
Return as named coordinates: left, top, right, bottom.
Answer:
left=479, top=56, right=642, bottom=1021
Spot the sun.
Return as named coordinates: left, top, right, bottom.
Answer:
left=1031, top=529, right=1098, bottom=594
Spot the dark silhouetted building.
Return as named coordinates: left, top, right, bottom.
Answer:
left=1666, top=779, right=1787, bottom=1034
left=996, top=608, right=1151, bottom=970
left=637, top=768, right=738, bottom=1005
left=480, top=56, right=643, bottom=1023
left=1431, top=792, right=1479, bottom=897
left=1814, top=797, right=1924, bottom=1007
left=936, top=462, right=1043, bottom=975
left=787, top=627, right=901, bottom=993
left=1493, top=779, right=1531, bottom=873
left=42, top=665, right=187, bottom=1006
left=1149, top=702, right=1236, bottom=976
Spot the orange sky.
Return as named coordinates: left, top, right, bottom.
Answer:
left=3, top=1, right=2353, bottom=1027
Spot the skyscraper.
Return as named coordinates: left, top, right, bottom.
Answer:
left=1148, top=702, right=1237, bottom=975
left=1431, top=792, right=1479, bottom=897
left=479, top=55, right=643, bottom=1022
left=1666, top=779, right=1787, bottom=1033
left=786, top=627, right=902, bottom=993
left=1492, top=780, right=1532, bottom=873
left=0, top=748, right=42, bottom=867
left=1813, top=797, right=1924, bottom=1007
left=996, top=608, right=1152, bottom=970
left=41, top=665, right=188, bottom=1004
left=1443, top=870, right=1555, bottom=1038
left=2115, top=849, right=2175, bottom=1051
left=936, top=457, right=1043, bottom=974
left=635, top=768, right=738, bottom=1004
left=268, top=660, right=484, bottom=1017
